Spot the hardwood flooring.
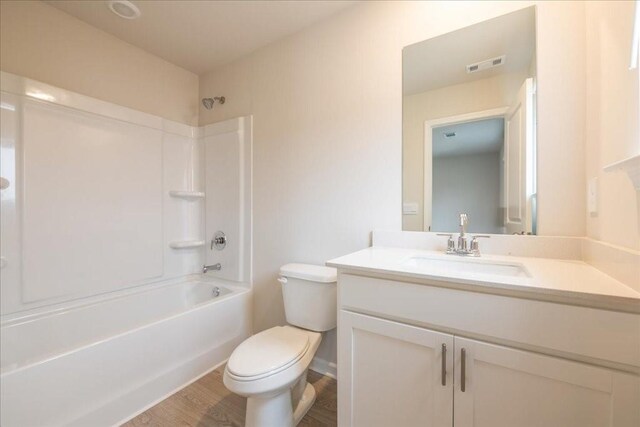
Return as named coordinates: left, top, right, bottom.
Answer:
left=123, top=366, right=337, bottom=427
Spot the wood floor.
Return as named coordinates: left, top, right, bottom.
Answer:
left=123, top=366, right=337, bottom=427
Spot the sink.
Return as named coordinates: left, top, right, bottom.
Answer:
left=402, top=256, right=530, bottom=278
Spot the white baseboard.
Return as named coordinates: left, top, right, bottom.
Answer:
left=309, top=356, right=337, bottom=379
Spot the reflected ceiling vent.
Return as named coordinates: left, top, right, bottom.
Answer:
left=107, top=1, right=141, bottom=20
left=466, top=55, right=506, bottom=74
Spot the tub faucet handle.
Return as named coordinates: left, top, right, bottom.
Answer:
left=211, top=231, right=227, bottom=250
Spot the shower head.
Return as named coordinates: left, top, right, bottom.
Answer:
left=202, top=98, right=214, bottom=110
left=202, top=96, right=225, bottom=110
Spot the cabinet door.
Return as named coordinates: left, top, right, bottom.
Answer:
left=454, top=337, right=640, bottom=427
left=338, top=311, right=454, bottom=427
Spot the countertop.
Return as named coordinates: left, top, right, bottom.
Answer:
left=327, top=247, right=640, bottom=313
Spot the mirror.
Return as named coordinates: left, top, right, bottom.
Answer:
left=402, top=7, right=537, bottom=235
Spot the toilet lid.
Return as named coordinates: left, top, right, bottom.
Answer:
left=227, top=326, right=310, bottom=379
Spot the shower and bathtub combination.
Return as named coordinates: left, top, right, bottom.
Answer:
left=0, top=71, right=253, bottom=426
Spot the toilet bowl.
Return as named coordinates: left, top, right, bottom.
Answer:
left=223, top=263, right=337, bottom=427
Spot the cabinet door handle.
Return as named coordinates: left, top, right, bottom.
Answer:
left=441, top=343, right=447, bottom=386
left=461, top=348, right=466, bottom=392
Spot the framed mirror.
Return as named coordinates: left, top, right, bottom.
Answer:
left=402, top=7, right=537, bottom=235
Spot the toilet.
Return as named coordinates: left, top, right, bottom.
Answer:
left=223, top=263, right=337, bottom=427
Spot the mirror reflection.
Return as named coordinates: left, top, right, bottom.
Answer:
left=402, top=7, right=537, bottom=235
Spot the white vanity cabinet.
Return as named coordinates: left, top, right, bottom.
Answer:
left=340, top=311, right=454, bottom=427
left=337, top=273, right=640, bottom=427
left=453, top=337, right=640, bottom=427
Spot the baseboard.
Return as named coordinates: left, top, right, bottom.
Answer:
left=309, top=356, right=337, bottom=379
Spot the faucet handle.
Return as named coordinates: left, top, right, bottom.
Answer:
left=437, top=233, right=456, bottom=253
left=469, top=235, right=490, bottom=255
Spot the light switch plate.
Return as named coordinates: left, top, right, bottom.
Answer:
left=403, top=202, right=418, bottom=215
left=588, top=177, right=598, bottom=215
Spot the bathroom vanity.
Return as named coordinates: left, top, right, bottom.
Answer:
left=328, top=234, right=640, bottom=427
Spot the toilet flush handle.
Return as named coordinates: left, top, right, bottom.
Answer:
left=277, top=276, right=287, bottom=284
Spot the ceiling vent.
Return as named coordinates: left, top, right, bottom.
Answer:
left=466, top=55, right=506, bottom=74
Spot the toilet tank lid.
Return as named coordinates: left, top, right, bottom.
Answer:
left=280, top=263, right=337, bottom=283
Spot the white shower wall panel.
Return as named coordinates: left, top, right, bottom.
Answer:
left=0, top=91, right=22, bottom=315
left=22, top=99, right=164, bottom=303
left=163, top=132, right=205, bottom=276
left=203, top=117, right=252, bottom=283
left=0, top=72, right=205, bottom=315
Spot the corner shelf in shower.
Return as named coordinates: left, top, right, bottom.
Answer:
left=169, top=240, right=206, bottom=249
left=603, top=154, right=640, bottom=190
left=168, top=190, right=205, bottom=199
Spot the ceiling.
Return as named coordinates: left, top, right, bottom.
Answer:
left=403, top=6, right=535, bottom=96
left=46, top=0, right=356, bottom=75
left=433, top=118, right=504, bottom=158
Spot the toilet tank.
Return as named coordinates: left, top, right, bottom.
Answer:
left=279, top=263, right=337, bottom=332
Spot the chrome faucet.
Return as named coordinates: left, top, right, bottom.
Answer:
left=203, top=263, right=222, bottom=273
left=438, top=213, right=490, bottom=257
left=457, top=213, right=469, bottom=253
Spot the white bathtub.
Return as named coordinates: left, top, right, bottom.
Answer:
left=0, top=278, right=251, bottom=426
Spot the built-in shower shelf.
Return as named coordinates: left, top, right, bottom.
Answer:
left=168, top=190, right=205, bottom=199
left=169, top=240, right=206, bottom=249
left=604, top=154, right=640, bottom=190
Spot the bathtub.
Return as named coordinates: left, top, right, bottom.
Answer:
left=0, top=278, right=251, bottom=426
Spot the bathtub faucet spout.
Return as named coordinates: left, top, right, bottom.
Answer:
left=203, top=263, right=222, bottom=273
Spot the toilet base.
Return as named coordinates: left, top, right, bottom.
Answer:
left=245, top=382, right=316, bottom=427
left=293, top=382, right=316, bottom=425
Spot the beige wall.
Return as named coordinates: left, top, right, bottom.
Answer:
left=0, top=1, right=199, bottom=125
left=198, top=0, right=588, bottom=364
left=402, top=71, right=528, bottom=231
left=585, top=1, right=639, bottom=251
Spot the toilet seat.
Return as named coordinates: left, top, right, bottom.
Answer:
left=226, top=326, right=311, bottom=381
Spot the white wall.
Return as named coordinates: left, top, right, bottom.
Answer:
left=0, top=1, right=199, bottom=125
left=432, top=153, right=502, bottom=234
left=585, top=1, right=639, bottom=251
left=403, top=71, right=527, bottom=231
left=536, top=1, right=586, bottom=239
left=198, top=0, right=587, bottom=365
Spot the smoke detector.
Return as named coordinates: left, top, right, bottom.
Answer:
left=466, top=55, right=506, bottom=74
left=107, top=1, right=141, bottom=20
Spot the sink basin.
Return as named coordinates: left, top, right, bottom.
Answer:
left=402, top=256, right=530, bottom=278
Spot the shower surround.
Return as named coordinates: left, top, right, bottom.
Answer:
left=0, top=71, right=253, bottom=426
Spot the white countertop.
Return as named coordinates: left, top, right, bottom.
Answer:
left=327, top=246, right=640, bottom=313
